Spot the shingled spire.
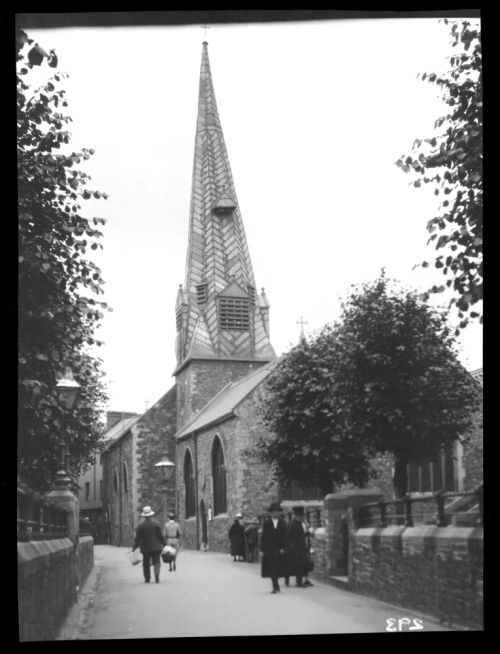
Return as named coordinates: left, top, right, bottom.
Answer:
left=174, top=42, right=276, bottom=372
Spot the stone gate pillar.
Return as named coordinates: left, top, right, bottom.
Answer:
left=324, top=489, right=383, bottom=578
left=45, top=487, right=80, bottom=596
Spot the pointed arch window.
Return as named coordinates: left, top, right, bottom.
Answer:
left=212, top=436, right=227, bottom=515
left=122, top=463, right=128, bottom=494
left=184, top=450, right=196, bottom=518
left=113, top=469, right=119, bottom=493
left=406, top=443, right=457, bottom=493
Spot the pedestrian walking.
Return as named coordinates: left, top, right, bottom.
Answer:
left=260, top=501, right=287, bottom=594
left=163, top=513, right=181, bottom=571
left=244, top=517, right=260, bottom=563
left=229, top=513, right=246, bottom=561
left=286, top=506, right=311, bottom=588
left=132, top=506, right=166, bottom=583
left=303, top=515, right=314, bottom=587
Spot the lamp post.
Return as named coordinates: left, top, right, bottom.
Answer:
left=54, top=369, right=81, bottom=489
left=44, top=367, right=82, bottom=600
left=154, top=453, right=175, bottom=523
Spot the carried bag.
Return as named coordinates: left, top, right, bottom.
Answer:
left=128, top=549, right=142, bottom=566
left=161, top=545, right=177, bottom=563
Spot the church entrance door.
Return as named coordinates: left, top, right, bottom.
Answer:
left=200, top=499, right=208, bottom=550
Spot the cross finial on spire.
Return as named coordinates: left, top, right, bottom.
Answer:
left=296, top=316, right=308, bottom=344
left=201, top=23, right=211, bottom=41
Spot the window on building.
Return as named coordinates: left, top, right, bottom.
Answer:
left=113, top=469, right=119, bottom=493
left=184, top=450, right=195, bottom=518
left=219, top=297, right=250, bottom=331
left=212, top=436, right=227, bottom=515
left=196, top=283, right=208, bottom=305
left=123, top=463, right=128, bottom=493
left=85, top=482, right=90, bottom=501
left=99, top=480, right=103, bottom=500
left=407, top=443, right=457, bottom=493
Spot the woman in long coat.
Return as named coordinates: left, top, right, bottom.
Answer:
left=228, top=513, right=245, bottom=561
left=260, top=502, right=288, bottom=593
left=286, top=506, right=311, bottom=587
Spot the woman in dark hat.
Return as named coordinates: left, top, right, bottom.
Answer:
left=286, top=506, right=311, bottom=588
left=228, top=513, right=246, bottom=562
left=260, top=501, right=287, bottom=593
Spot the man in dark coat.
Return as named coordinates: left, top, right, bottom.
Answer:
left=132, top=506, right=166, bottom=583
left=228, top=513, right=245, bottom=561
left=260, top=501, right=287, bottom=593
left=286, top=506, right=311, bottom=587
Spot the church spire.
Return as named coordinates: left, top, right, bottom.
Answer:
left=175, top=42, right=275, bottom=371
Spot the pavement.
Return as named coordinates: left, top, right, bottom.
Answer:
left=57, top=545, right=455, bottom=639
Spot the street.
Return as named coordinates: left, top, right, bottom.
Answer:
left=57, top=545, right=453, bottom=638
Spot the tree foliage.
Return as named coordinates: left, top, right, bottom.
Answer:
left=257, top=272, right=481, bottom=497
left=18, top=30, right=110, bottom=492
left=396, top=19, right=482, bottom=331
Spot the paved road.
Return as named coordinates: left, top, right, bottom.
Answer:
left=58, top=545, right=453, bottom=638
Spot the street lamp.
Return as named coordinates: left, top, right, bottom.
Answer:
left=154, top=453, right=175, bottom=483
left=155, top=453, right=175, bottom=521
left=54, top=368, right=81, bottom=489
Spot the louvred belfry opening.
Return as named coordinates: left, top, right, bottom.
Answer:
left=219, top=296, right=250, bottom=331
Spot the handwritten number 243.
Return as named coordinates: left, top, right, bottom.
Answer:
left=386, top=618, right=424, bottom=632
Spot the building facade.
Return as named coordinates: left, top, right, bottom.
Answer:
left=102, top=388, right=177, bottom=547
left=78, top=411, right=138, bottom=543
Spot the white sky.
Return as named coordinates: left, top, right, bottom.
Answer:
left=26, top=17, right=482, bottom=414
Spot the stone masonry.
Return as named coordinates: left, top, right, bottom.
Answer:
left=103, top=387, right=177, bottom=547
left=135, top=386, right=177, bottom=530
left=351, top=525, right=483, bottom=630
left=176, top=359, right=266, bottom=428
left=176, top=382, right=278, bottom=551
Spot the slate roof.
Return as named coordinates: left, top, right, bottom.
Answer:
left=176, top=361, right=276, bottom=439
left=102, top=414, right=142, bottom=450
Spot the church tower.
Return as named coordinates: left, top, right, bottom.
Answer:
left=174, top=41, right=276, bottom=428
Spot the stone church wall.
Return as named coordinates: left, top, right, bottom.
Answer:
left=103, top=386, right=177, bottom=548
left=102, top=430, right=135, bottom=547
left=176, top=383, right=278, bottom=552
left=175, top=359, right=268, bottom=427
left=365, top=401, right=483, bottom=499
left=135, top=386, right=177, bottom=531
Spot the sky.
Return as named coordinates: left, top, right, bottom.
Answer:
left=25, top=15, right=482, bottom=415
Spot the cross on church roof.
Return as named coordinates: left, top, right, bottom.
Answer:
left=296, top=316, right=308, bottom=344
left=201, top=23, right=211, bottom=41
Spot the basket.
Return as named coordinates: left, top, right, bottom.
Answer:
left=161, top=545, right=177, bottom=563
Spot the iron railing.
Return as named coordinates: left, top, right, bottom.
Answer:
left=357, top=486, right=483, bottom=529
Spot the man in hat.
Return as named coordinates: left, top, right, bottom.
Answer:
left=163, top=512, right=181, bottom=571
left=132, top=506, right=166, bottom=583
left=228, top=512, right=246, bottom=561
left=260, top=501, right=287, bottom=593
left=286, top=506, right=311, bottom=588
